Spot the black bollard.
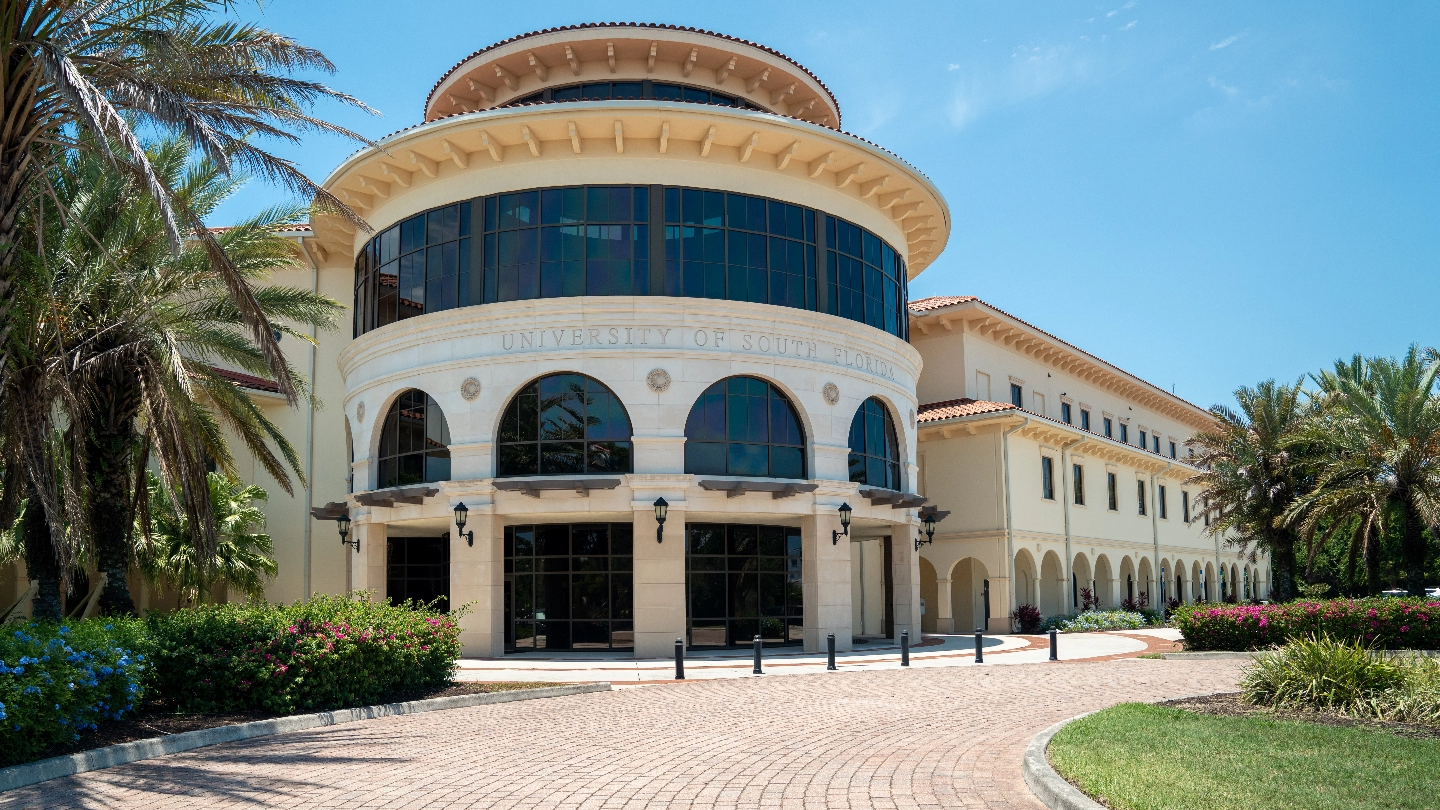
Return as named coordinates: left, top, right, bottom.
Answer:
left=827, top=633, right=837, bottom=670
left=675, top=637, right=685, bottom=679
left=974, top=631, right=984, bottom=664
left=901, top=629, right=910, bottom=667
left=753, top=635, right=763, bottom=675
left=1049, top=628, right=1059, bottom=661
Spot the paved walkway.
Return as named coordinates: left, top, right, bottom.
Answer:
left=6, top=653, right=1242, bottom=810
left=457, top=630, right=1182, bottom=682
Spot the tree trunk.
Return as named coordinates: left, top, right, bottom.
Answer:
left=86, top=370, right=141, bottom=616
left=22, top=479, right=62, bottom=620
left=1268, top=532, right=1297, bottom=602
left=1401, top=500, right=1429, bottom=597
left=1364, top=522, right=1382, bottom=596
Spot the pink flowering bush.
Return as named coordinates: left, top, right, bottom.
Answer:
left=1173, top=597, right=1440, bottom=651
left=147, top=593, right=464, bottom=714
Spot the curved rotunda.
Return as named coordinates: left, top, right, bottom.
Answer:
left=322, top=23, right=948, bottom=658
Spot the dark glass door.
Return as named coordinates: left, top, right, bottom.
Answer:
left=387, top=535, right=450, bottom=610
left=504, top=523, right=633, bottom=652
left=686, top=524, right=803, bottom=647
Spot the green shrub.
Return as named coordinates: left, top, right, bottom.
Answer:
left=147, top=593, right=463, bottom=715
left=1173, top=597, right=1440, bottom=651
left=1058, top=610, right=1149, bottom=633
left=0, top=618, right=151, bottom=766
left=1242, top=634, right=1407, bottom=711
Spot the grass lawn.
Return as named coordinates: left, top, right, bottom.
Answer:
left=1048, top=703, right=1440, bottom=810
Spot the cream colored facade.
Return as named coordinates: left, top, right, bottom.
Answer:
left=1, top=24, right=1267, bottom=646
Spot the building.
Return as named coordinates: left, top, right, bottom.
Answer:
left=0, top=23, right=1267, bottom=648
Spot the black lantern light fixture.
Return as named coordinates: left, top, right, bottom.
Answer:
left=337, top=513, right=357, bottom=553
left=654, top=497, right=669, bottom=543
left=832, top=502, right=852, bottom=545
left=453, top=502, right=474, bottom=546
left=916, top=511, right=937, bottom=551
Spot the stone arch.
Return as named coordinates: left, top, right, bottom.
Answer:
left=1230, top=563, right=1240, bottom=601
left=1204, top=561, right=1216, bottom=603
left=1094, top=554, right=1115, bottom=608
left=1119, top=555, right=1137, bottom=606
left=948, top=557, right=991, bottom=634
left=1071, top=552, right=1093, bottom=612
left=919, top=556, right=938, bottom=634
left=1139, top=557, right=1155, bottom=607
left=1040, top=550, right=1065, bottom=618
left=493, top=371, right=634, bottom=477
left=1191, top=560, right=1204, bottom=603
left=1171, top=559, right=1187, bottom=604
left=1014, top=548, right=1039, bottom=611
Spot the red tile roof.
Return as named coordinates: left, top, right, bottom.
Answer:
left=908, top=295, right=977, bottom=313
left=917, top=398, right=1017, bottom=423
left=424, top=23, right=840, bottom=127
left=209, top=367, right=281, bottom=394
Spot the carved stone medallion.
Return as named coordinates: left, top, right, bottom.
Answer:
left=646, top=368, right=672, bottom=393
left=822, top=383, right=840, bottom=405
left=460, top=377, right=482, bottom=401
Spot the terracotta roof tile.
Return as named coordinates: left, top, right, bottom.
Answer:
left=424, top=23, right=841, bottom=127
left=210, top=367, right=281, bottom=394
left=908, top=295, right=977, bottom=313
left=917, top=398, right=1017, bottom=423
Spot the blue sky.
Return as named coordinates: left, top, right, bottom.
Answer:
left=217, top=1, right=1439, bottom=411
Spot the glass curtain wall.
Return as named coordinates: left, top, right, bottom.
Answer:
left=505, top=523, right=634, bottom=651
left=354, top=185, right=909, bottom=340
left=376, top=390, right=452, bottom=488
left=848, top=397, right=901, bottom=489
left=684, top=377, right=805, bottom=478
left=507, top=80, right=762, bottom=110
left=496, top=373, right=633, bottom=476
left=686, top=524, right=803, bottom=647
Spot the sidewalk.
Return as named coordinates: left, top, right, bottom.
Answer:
left=455, top=629, right=1180, bottom=683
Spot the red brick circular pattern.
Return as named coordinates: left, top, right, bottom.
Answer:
left=5, top=659, right=1245, bottom=809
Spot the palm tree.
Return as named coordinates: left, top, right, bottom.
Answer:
left=0, top=0, right=371, bottom=600
left=15, top=136, right=341, bottom=613
left=1188, top=380, right=1313, bottom=601
left=135, top=471, right=277, bottom=606
left=1288, top=347, right=1440, bottom=596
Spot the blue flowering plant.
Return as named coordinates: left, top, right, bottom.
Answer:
left=0, top=618, right=151, bottom=766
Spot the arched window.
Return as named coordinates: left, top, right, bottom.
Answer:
left=497, top=374, right=632, bottom=476
left=847, top=397, right=900, bottom=489
left=377, top=390, right=451, bottom=488
left=684, top=377, right=805, bottom=478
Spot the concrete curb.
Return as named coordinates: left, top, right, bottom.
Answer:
left=1161, top=651, right=1264, bottom=660
left=0, top=682, right=611, bottom=793
left=1022, top=691, right=1241, bottom=810
left=1021, top=713, right=1106, bottom=810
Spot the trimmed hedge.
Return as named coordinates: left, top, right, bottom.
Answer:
left=1173, top=598, right=1440, bottom=651
left=0, top=619, right=150, bottom=766
left=147, top=594, right=463, bottom=715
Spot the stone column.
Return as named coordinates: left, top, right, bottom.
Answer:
left=451, top=507, right=504, bottom=658
left=350, top=517, right=387, bottom=600
left=802, top=510, right=852, bottom=653
left=987, top=577, right=1012, bottom=633
left=889, top=522, right=920, bottom=640
left=1109, top=578, right=1122, bottom=609
left=934, top=578, right=954, bottom=634
left=633, top=503, right=686, bottom=658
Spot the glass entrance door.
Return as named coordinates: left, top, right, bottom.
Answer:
left=504, top=523, right=633, bottom=652
left=686, top=524, right=803, bottom=647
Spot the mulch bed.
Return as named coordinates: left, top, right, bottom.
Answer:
left=1160, top=691, right=1440, bottom=740
left=14, top=681, right=561, bottom=767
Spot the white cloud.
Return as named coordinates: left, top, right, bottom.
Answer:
left=1106, top=0, right=1136, bottom=18
left=1210, top=31, right=1246, bottom=50
left=948, top=42, right=1095, bottom=130
left=948, top=63, right=960, bottom=71
left=1119, top=20, right=1137, bottom=31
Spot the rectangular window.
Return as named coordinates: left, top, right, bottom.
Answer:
left=1041, top=456, right=1055, bottom=500
left=1073, top=464, right=1085, bottom=506
left=1154, top=435, right=1161, bottom=453
left=1061, top=402, right=1072, bottom=424
left=1080, top=409, right=1091, bottom=432
left=1120, top=424, right=1129, bottom=444
left=1107, top=472, right=1118, bottom=511
left=1169, top=441, right=1177, bottom=459
left=1182, top=491, right=1191, bottom=523
left=1137, top=480, right=1147, bottom=516
left=1011, top=383, right=1023, bottom=408
left=1104, top=417, right=1113, bottom=438
left=1139, top=430, right=1148, bottom=450
left=1159, top=485, right=1168, bottom=519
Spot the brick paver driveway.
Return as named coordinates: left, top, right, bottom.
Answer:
left=7, top=658, right=1245, bottom=809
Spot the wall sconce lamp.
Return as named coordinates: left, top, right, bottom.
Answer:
left=654, top=498, right=669, bottom=543
left=453, top=502, right=474, bottom=547
left=832, top=502, right=852, bottom=545
left=337, top=514, right=357, bottom=553
left=915, top=512, right=937, bottom=551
